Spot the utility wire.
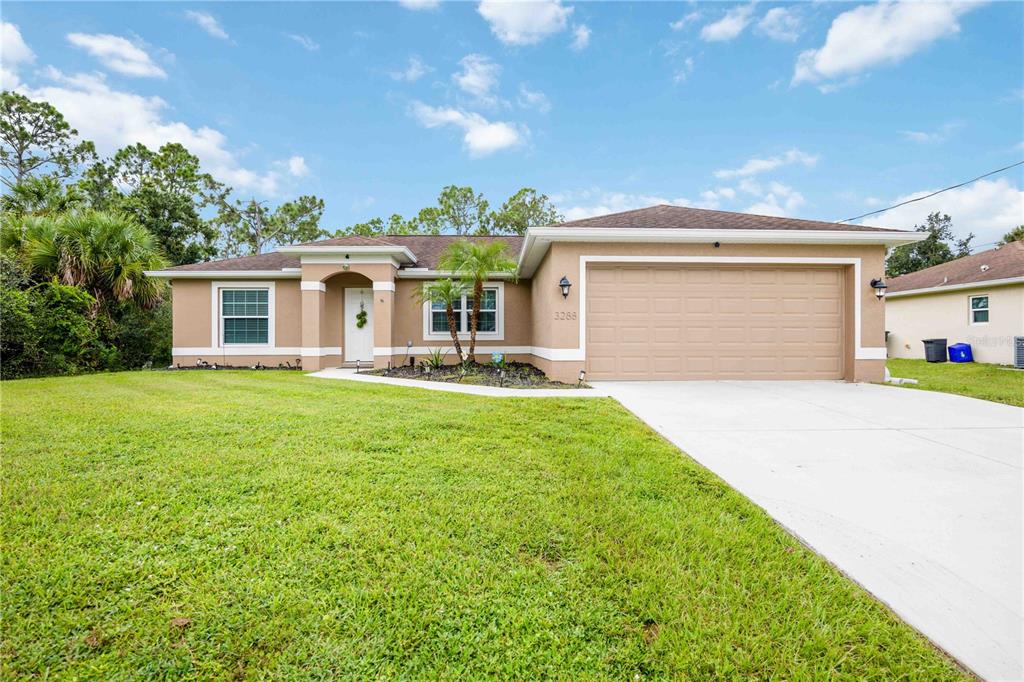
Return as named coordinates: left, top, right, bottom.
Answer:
left=837, top=160, right=1024, bottom=224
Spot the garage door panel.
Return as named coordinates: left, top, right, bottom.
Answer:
left=587, top=265, right=844, bottom=380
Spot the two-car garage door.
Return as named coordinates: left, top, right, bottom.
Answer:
left=586, top=265, right=845, bottom=380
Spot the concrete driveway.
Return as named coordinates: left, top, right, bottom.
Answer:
left=594, top=380, right=1023, bottom=681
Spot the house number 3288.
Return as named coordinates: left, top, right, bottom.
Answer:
left=554, top=311, right=577, bottom=320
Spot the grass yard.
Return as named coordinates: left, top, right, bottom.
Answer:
left=887, top=358, right=1024, bottom=407
left=2, top=371, right=965, bottom=679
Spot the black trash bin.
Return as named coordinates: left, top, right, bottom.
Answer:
left=923, top=338, right=947, bottom=363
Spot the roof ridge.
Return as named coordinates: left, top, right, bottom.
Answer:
left=557, top=203, right=905, bottom=232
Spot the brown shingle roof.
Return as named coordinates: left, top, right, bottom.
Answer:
left=159, top=205, right=911, bottom=275
left=164, top=251, right=300, bottom=272
left=887, top=241, right=1024, bottom=293
left=557, top=204, right=903, bottom=232
left=159, top=235, right=523, bottom=272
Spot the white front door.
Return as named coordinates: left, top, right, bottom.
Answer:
left=344, top=288, right=374, bottom=362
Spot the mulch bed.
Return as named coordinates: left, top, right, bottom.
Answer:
left=368, top=361, right=587, bottom=389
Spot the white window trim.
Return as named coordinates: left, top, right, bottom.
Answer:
left=210, top=281, right=276, bottom=349
left=969, top=294, right=990, bottom=326
left=422, top=281, right=504, bottom=341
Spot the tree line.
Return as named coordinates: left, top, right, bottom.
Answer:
left=0, top=91, right=563, bottom=378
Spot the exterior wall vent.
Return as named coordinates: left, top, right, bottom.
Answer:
left=980, top=264, right=990, bottom=272
left=1015, top=336, right=1024, bottom=370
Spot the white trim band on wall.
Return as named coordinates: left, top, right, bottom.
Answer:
left=300, top=280, right=327, bottom=292
left=173, top=347, right=342, bottom=357
left=372, top=281, right=396, bottom=292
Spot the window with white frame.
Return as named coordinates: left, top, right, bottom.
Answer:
left=428, top=286, right=499, bottom=335
left=221, top=288, right=269, bottom=343
left=969, top=295, right=989, bottom=324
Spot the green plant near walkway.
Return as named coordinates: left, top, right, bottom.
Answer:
left=439, top=240, right=517, bottom=360
left=414, top=278, right=468, bottom=359
left=2, top=372, right=965, bottom=679
left=886, top=358, right=1024, bottom=407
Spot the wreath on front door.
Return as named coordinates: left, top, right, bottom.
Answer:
left=355, top=302, right=368, bottom=329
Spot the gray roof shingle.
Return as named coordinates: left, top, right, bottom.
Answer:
left=888, top=240, right=1024, bottom=293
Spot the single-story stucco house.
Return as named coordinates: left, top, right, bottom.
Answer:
left=147, top=205, right=922, bottom=382
left=885, top=240, right=1024, bottom=365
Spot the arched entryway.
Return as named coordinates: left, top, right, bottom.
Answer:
left=298, top=261, right=397, bottom=370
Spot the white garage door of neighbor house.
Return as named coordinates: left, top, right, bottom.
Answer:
left=586, top=265, right=845, bottom=380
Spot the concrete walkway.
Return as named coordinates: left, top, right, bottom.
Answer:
left=309, top=367, right=606, bottom=398
left=593, top=380, right=1023, bottom=681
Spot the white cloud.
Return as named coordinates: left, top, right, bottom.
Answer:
left=286, top=34, right=320, bottom=51
left=862, top=178, right=1024, bottom=244
left=22, top=68, right=279, bottom=195
left=477, top=0, right=573, bottom=45
left=670, top=11, right=701, bottom=31
left=286, top=155, right=309, bottom=177
left=410, top=101, right=525, bottom=157
left=452, top=54, right=501, bottom=104
left=745, top=181, right=806, bottom=217
left=793, top=1, right=979, bottom=88
left=390, top=56, right=432, bottom=82
left=517, top=84, right=551, bottom=113
left=901, top=121, right=962, bottom=144
left=555, top=190, right=685, bottom=221
left=399, top=0, right=440, bottom=9
left=1, top=23, right=34, bottom=89
left=571, top=24, right=591, bottom=51
left=673, top=57, right=695, bottom=84
left=701, top=4, right=755, bottom=42
left=66, top=33, right=166, bottom=78
left=714, top=148, right=819, bottom=179
left=756, top=7, right=801, bottom=42
left=185, top=11, right=230, bottom=41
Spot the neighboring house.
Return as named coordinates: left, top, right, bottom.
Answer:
left=147, top=205, right=920, bottom=382
left=886, top=241, right=1024, bottom=365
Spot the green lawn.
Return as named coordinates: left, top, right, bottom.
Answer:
left=887, top=358, right=1024, bottom=407
left=2, top=371, right=964, bottom=679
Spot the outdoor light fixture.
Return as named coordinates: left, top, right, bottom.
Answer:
left=577, top=369, right=586, bottom=387
left=559, top=276, right=572, bottom=298
left=870, top=278, right=888, bottom=300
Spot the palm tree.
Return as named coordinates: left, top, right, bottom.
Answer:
left=438, top=239, right=517, bottom=361
left=12, top=210, right=166, bottom=313
left=415, top=278, right=469, bottom=359
left=0, top=176, right=86, bottom=217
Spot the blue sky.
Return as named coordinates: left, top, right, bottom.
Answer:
left=2, top=1, right=1022, bottom=246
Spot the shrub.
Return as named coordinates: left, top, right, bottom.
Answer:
left=106, top=299, right=172, bottom=369
left=30, top=281, right=106, bottom=376
left=0, top=286, right=36, bottom=378
left=0, top=280, right=109, bottom=379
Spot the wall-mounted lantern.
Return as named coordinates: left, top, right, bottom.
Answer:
left=559, top=276, right=572, bottom=298
left=870, top=278, right=888, bottom=300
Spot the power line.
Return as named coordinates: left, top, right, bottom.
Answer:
left=837, top=160, right=1024, bottom=224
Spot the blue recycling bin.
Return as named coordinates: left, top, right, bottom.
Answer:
left=948, top=343, right=973, bottom=363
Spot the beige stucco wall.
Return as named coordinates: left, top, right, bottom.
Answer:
left=170, top=241, right=890, bottom=382
left=390, top=279, right=533, bottom=347
left=171, top=279, right=213, bottom=348
left=527, top=241, right=888, bottom=383
left=886, top=284, right=1023, bottom=365
left=170, top=278, right=302, bottom=367
left=170, top=279, right=301, bottom=349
